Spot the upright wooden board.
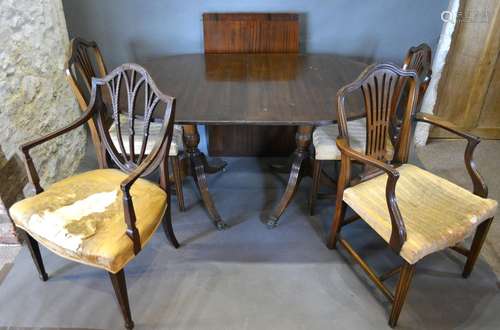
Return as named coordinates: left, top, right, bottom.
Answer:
left=203, top=13, right=300, bottom=156
left=431, top=0, right=500, bottom=139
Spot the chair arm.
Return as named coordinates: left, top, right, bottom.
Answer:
left=415, top=113, right=487, bottom=197
left=336, top=137, right=407, bottom=252
left=415, top=113, right=478, bottom=140
left=119, top=142, right=168, bottom=255
left=19, top=106, right=96, bottom=194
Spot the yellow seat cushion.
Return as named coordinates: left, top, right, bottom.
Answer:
left=343, top=164, right=497, bottom=264
left=9, top=169, right=167, bottom=273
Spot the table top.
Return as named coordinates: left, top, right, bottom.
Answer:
left=142, top=53, right=367, bottom=126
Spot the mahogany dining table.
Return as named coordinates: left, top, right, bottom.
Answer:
left=141, top=53, right=367, bottom=229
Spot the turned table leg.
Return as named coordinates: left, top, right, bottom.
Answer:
left=267, top=125, right=313, bottom=228
left=182, top=124, right=229, bottom=230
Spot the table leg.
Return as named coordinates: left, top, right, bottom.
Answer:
left=267, top=125, right=313, bottom=228
left=182, top=124, right=228, bottom=230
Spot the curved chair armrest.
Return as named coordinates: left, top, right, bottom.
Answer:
left=119, top=140, right=170, bottom=255
left=19, top=106, right=96, bottom=194
left=415, top=113, right=478, bottom=140
left=337, top=137, right=407, bottom=252
left=415, top=113, right=487, bottom=197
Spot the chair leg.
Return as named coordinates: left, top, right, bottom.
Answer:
left=22, top=230, right=48, bottom=281
left=109, top=270, right=134, bottom=330
left=170, top=156, right=185, bottom=211
left=462, top=217, right=493, bottom=278
left=309, top=159, right=322, bottom=215
left=389, top=263, right=415, bottom=328
left=162, top=200, right=180, bottom=249
left=327, top=200, right=347, bottom=249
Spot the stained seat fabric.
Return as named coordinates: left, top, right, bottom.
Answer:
left=343, top=164, right=498, bottom=264
left=9, top=169, right=167, bottom=273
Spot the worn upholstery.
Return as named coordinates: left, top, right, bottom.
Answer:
left=343, top=164, right=497, bottom=264
left=313, top=118, right=366, bottom=160
left=313, top=118, right=394, bottom=160
left=109, top=115, right=183, bottom=156
left=9, top=169, right=167, bottom=273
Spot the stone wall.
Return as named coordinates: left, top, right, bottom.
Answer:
left=0, top=0, right=87, bottom=241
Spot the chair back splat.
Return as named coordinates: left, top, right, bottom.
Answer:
left=91, top=64, right=176, bottom=178
left=389, top=43, right=433, bottom=146
left=65, top=38, right=109, bottom=166
left=337, top=63, right=421, bottom=166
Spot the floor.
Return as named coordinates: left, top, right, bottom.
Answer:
left=0, top=139, right=498, bottom=329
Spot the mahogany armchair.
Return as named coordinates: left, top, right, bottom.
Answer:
left=65, top=38, right=185, bottom=211
left=309, top=44, right=433, bottom=215
left=9, top=64, right=179, bottom=329
left=328, top=63, right=497, bottom=327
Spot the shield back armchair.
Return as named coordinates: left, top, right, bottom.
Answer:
left=328, top=63, right=497, bottom=327
left=9, top=64, right=180, bottom=329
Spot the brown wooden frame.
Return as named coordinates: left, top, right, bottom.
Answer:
left=327, top=63, right=493, bottom=327
left=65, top=37, right=185, bottom=211
left=203, top=13, right=300, bottom=156
left=19, top=63, right=178, bottom=329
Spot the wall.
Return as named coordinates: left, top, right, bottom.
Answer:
left=0, top=0, right=87, bottom=239
left=62, top=0, right=449, bottom=68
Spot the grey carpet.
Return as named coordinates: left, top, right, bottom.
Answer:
left=1, top=157, right=499, bottom=329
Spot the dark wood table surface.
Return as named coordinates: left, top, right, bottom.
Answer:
left=143, top=54, right=366, bottom=125
left=141, top=54, right=368, bottom=228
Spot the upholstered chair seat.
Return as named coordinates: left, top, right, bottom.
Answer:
left=9, top=169, right=167, bottom=273
left=313, top=118, right=365, bottom=160
left=109, top=116, right=184, bottom=156
left=313, top=118, right=393, bottom=160
left=343, top=164, right=498, bottom=264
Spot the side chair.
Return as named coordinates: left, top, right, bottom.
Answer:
left=9, top=64, right=180, bottom=329
left=65, top=37, right=185, bottom=211
left=328, top=63, right=497, bottom=327
left=309, top=44, right=433, bottom=215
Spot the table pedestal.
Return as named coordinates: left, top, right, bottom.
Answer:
left=182, top=124, right=229, bottom=230
left=267, top=125, right=313, bottom=228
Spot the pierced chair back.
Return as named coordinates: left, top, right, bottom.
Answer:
left=337, top=63, right=421, bottom=166
left=389, top=43, right=432, bottom=147
left=402, top=43, right=432, bottom=100
left=65, top=38, right=109, bottom=166
left=91, top=64, right=176, bottom=179
left=65, top=38, right=108, bottom=107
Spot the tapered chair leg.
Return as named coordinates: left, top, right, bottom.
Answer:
left=462, top=217, right=493, bottom=278
left=327, top=155, right=350, bottom=249
left=170, top=156, right=185, bottom=212
left=22, top=230, right=48, bottom=281
left=389, top=263, right=415, bottom=328
left=327, top=200, right=347, bottom=249
left=309, top=159, right=322, bottom=215
left=109, top=270, right=134, bottom=330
